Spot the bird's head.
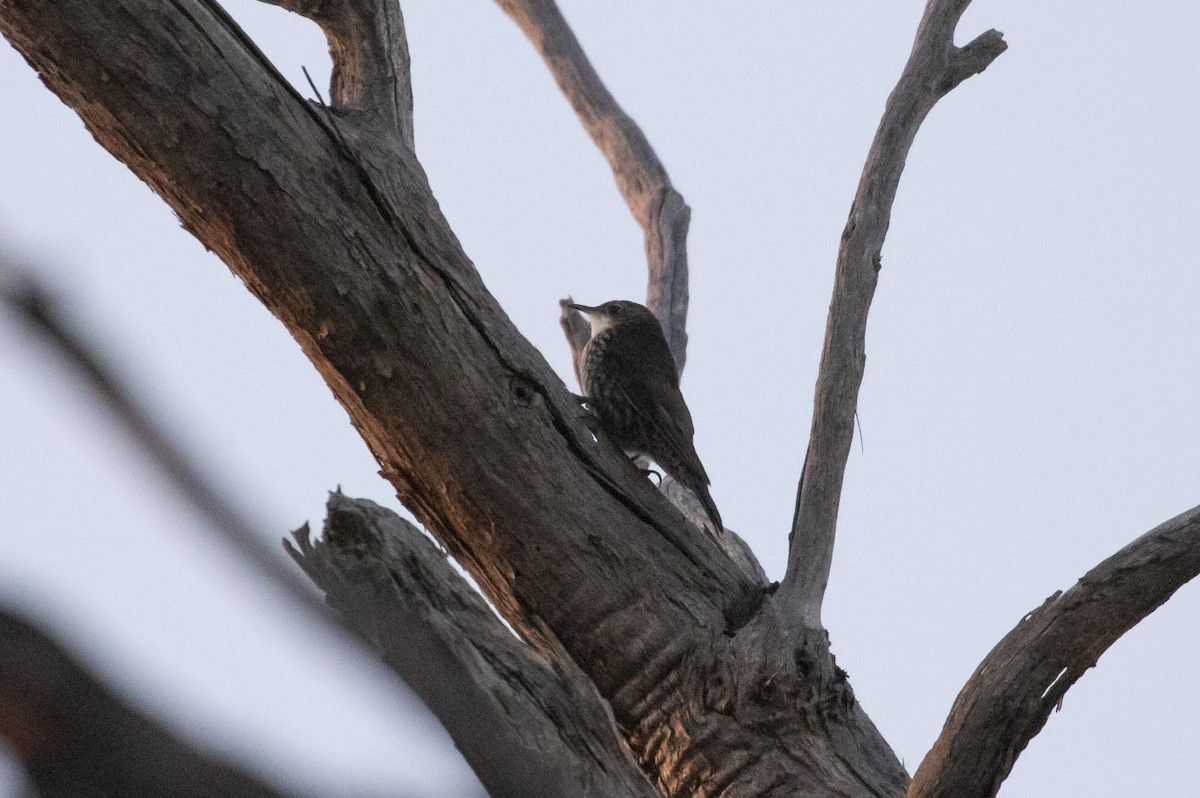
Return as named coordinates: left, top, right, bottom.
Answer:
left=567, top=299, right=656, bottom=337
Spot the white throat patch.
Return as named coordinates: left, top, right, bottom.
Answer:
left=588, top=314, right=615, bottom=338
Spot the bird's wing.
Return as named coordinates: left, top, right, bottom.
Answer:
left=646, top=376, right=695, bottom=439
left=592, top=322, right=709, bottom=484
left=615, top=373, right=709, bottom=487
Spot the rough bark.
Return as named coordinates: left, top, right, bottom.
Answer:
left=0, top=1, right=913, bottom=790
left=908, top=503, right=1200, bottom=798
left=0, top=610, right=303, bottom=798
left=0, top=1, right=853, bottom=795
left=260, top=0, right=413, bottom=146
left=287, top=492, right=660, bottom=798
left=5, top=1, right=1197, bottom=797
left=778, top=1, right=1007, bottom=630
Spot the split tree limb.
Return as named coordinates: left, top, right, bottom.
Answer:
left=778, top=0, right=1006, bottom=629
left=287, top=493, right=660, bottom=798
left=496, top=0, right=691, bottom=370
left=908, top=503, right=1200, bottom=798
left=260, top=0, right=414, bottom=146
left=0, top=2, right=783, bottom=792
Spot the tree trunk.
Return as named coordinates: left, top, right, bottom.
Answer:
left=2, top=1, right=1197, bottom=797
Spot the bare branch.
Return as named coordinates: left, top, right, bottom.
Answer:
left=287, top=493, right=660, bottom=798
left=777, top=0, right=1006, bottom=629
left=559, top=296, right=591, bottom=388
left=0, top=609, right=311, bottom=798
left=0, top=258, right=332, bottom=626
left=495, top=0, right=691, bottom=370
left=0, top=0, right=765, bottom=746
left=259, top=0, right=414, bottom=146
left=0, top=2, right=915, bottom=791
left=908, top=503, right=1200, bottom=798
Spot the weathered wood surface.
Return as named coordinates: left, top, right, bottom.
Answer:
left=288, top=493, right=660, bottom=798
left=5, top=1, right=1198, bottom=797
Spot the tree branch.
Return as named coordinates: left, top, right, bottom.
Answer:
left=908, top=503, right=1200, bottom=798
left=260, top=0, right=414, bottom=146
left=559, top=296, right=591, bottom=388
left=0, top=2, right=918, bottom=792
left=0, top=609, right=309, bottom=798
left=287, top=493, right=660, bottom=798
left=0, top=2, right=778, bottom=790
left=0, top=258, right=331, bottom=625
left=495, top=0, right=691, bottom=371
left=660, top=477, right=767, bottom=584
left=777, top=0, right=1006, bottom=629
left=0, top=0, right=756, bottom=635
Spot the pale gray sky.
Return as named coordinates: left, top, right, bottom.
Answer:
left=1, top=2, right=1198, bottom=796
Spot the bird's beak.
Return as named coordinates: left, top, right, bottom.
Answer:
left=567, top=303, right=597, bottom=314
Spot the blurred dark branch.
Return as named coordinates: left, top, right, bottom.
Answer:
left=0, top=257, right=331, bottom=622
left=0, top=609, right=295, bottom=798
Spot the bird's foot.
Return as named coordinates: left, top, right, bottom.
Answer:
left=571, top=394, right=600, bottom=433
left=638, top=465, right=663, bottom=486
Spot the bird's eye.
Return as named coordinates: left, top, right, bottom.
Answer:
left=608, top=303, right=622, bottom=315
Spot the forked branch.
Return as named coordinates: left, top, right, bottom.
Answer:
left=909, top=503, right=1200, bottom=798
left=777, top=0, right=1006, bottom=629
left=260, top=0, right=414, bottom=146
left=497, top=0, right=691, bottom=371
left=0, top=0, right=778, bottom=791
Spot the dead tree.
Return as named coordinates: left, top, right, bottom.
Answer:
left=1, top=1, right=1197, bottom=796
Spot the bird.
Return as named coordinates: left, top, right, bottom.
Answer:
left=567, top=299, right=723, bottom=533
